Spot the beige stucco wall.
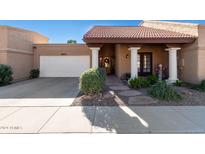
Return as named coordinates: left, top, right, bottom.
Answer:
left=115, top=44, right=131, bottom=78
left=0, top=27, right=7, bottom=49
left=1, top=26, right=48, bottom=52
left=7, top=52, right=33, bottom=80
left=115, top=44, right=122, bottom=77
left=0, top=26, right=48, bottom=80
left=33, top=44, right=91, bottom=68
left=99, top=44, right=115, bottom=58
left=195, top=25, right=205, bottom=83
left=178, top=41, right=198, bottom=83
left=0, top=52, right=7, bottom=64
left=177, top=25, right=205, bottom=83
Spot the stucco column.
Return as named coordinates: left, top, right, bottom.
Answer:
left=129, top=47, right=141, bottom=78
left=90, top=47, right=100, bottom=68
left=166, top=47, right=181, bottom=83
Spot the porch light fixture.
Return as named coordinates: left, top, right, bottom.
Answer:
left=126, top=54, right=129, bottom=59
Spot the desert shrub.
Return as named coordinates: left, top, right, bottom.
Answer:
left=98, top=67, right=106, bottom=82
left=199, top=80, right=205, bottom=91
left=173, top=80, right=184, bottom=87
left=189, top=80, right=205, bottom=92
left=0, top=64, right=13, bottom=86
left=29, top=69, right=40, bottom=79
left=149, top=81, right=182, bottom=101
left=147, top=75, right=158, bottom=85
left=128, top=77, right=150, bottom=89
left=79, top=68, right=106, bottom=95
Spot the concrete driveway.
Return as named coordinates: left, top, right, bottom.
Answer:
left=0, top=106, right=205, bottom=133
left=0, top=78, right=79, bottom=106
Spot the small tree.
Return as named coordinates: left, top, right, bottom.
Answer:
left=67, top=40, right=77, bottom=44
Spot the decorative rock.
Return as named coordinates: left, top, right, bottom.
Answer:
left=176, top=87, right=193, bottom=96
left=104, top=92, right=115, bottom=99
left=109, top=85, right=130, bottom=91
left=82, top=95, right=94, bottom=100
left=183, top=91, right=193, bottom=96
left=128, top=96, right=158, bottom=105
left=118, top=90, right=142, bottom=96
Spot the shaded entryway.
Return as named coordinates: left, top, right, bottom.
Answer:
left=99, top=44, right=115, bottom=75
left=96, top=43, right=169, bottom=79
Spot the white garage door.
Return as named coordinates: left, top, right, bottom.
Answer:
left=40, top=56, right=90, bottom=77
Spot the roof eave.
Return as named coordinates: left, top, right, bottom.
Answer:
left=83, top=38, right=196, bottom=44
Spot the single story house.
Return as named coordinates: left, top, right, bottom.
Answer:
left=0, top=21, right=205, bottom=84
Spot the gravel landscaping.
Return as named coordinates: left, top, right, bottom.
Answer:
left=72, top=76, right=205, bottom=106
left=72, top=87, right=126, bottom=106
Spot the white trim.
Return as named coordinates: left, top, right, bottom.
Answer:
left=128, top=47, right=141, bottom=78
left=0, top=48, right=33, bottom=54
left=166, top=47, right=181, bottom=83
left=90, top=47, right=100, bottom=68
left=165, top=47, right=181, bottom=51
left=90, top=47, right=100, bottom=51
left=128, top=47, right=141, bottom=51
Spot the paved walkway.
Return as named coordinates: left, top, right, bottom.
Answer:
left=0, top=106, right=205, bottom=133
left=107, top=75, right=157, bottom=105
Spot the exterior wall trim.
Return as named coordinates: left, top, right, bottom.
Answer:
left=0, top=48, right=33, bottom=55
left=33, top=43, right=87, bottom=46
left=84, top=38, right=195, bottom=44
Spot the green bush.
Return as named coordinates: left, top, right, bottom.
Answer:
left=149, top=81, right=182, bottom=101
left=174, top=80, right=183, bottom=87
left=79, top=68, right=106, bottom=95
left=0, top=64, right=13, bottom=86
left=200, top=80, right=205, bottom=91
left=147, top=75, right=158, bottom=85
left=190, top=80, right=205, bottom=92
left=98, top=67, right=106, bottom=82
left=29, top=69, right=40, bottom=79
left=128, top=77, right=150, bottom=89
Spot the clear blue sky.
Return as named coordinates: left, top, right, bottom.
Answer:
left=0, top=20, right=204, bottom=43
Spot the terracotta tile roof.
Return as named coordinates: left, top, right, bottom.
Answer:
left=83, top=26, right=197, bottom=43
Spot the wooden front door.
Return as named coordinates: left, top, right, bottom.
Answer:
left=138, top=53, right=152, bottom=76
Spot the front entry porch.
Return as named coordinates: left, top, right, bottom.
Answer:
left=90, top=44, right=181, bottom=83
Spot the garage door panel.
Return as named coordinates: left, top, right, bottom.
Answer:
left=40, top=56, right=90, bottom=77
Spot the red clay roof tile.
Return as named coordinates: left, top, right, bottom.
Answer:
left=83, top=26, right=196, bottom=43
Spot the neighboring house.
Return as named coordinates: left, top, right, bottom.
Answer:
left=0, top=26, right=48, bottom=80
left=0, top=21, right=205, bottom=84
